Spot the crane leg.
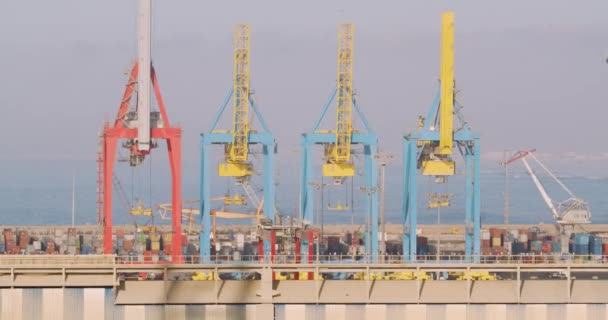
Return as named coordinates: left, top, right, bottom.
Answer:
left=103, top=134, right=117, bottom=255
left=200, top=140, right=212, bottom=263
left=473, top=140, right=481, bottom=261
left=167, top=134, right=182, bottom=263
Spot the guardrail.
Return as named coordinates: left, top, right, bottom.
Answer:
left=114, top=253, right=608, bottom=265
left=0, top=253, right=605, bottom=265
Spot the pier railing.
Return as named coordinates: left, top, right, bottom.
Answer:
left=113, top=253, right=607, bottom=265
left=0, top=253, right=603, bottom=265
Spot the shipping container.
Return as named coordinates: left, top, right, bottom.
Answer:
left=529, top=240, right=542, bottom=253
left=511, top=242, right=526, bottom=255
left=481, top=230, right=490, bottom=240
left=491, top=237, right=501, bottom=248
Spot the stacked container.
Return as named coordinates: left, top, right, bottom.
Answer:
left=589, top=235, right=603, bottom=256
left=116, top=229, right=125, bottom=254
left=481, top=229, right=491, bottom=255
left=416, top=236, right=428, bottom=256
left=489, top=228, right=502, bottom=248
left=327, top=236, right=340, bottom=254
left=163, top=232, right=172, bottom=257
left=67, top=228, right=77, bottom=255
left=46, top=241, right=56, bottom=254
left=18, top=230, right=29, bottom=250
left=4, top=229, right=17, bottom=254
left=529, top=240, right=542, bottom=253
left=573, top=233, right=590, bottom=255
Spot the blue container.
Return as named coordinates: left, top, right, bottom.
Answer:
left=528, top=240, right=542, bottom=252
left=512, top=242, right=525, bottom=255
left=417, top=246, right=429, bottom=256
left=574, top=233, right=590, bottom=245
left=589, top=236, right=603, bottom=255
left=574, top=244, right=589, bottom=255
left=0, top=244, right=5, bottom=253
left=551, top=242, right=562, bottom=253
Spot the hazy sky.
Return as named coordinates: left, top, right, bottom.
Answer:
left=1, top=1, right=608, bottom=184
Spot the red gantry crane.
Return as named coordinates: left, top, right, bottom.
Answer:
left=102, top=0, right=182, bottom=261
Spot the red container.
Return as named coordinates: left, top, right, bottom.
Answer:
left=603, top=243, right=608, bottom=255
left=116, top=229, right=125, bottom=238
left=164, top=245, right=172, bottom=255
left=123, top=240, right=134, bottom=251
left=541, top=242, right=552, bottom=253
left=489, top=228, right=503, bottom=238
left=46, top=242, right=56, bottom=254
left=181, top=235, right=188, bottom=245
left=18, top=235, right=29, bottom=249
left=144, top=251, right=152, bottom=262
left=481, top=239, right=491, bottom=248
left=68, top=228, right=77, bottom=237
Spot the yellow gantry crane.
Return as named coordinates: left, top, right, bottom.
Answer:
left=201, top=24, right=277, bottom=262
left=419, top=12, right=456, bottom=178
left=403, top=12, right=481, bottom=260
left=301, top=23, right=380, bottom=261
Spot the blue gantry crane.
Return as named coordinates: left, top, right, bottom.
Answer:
left=200, top=25, right=276, bottom=262
left=300, top=24, right=379, bottom=263
left=402, top=12, right=481, bottom=261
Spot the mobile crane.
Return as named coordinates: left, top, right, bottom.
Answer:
left=504, top=149, right=591, bottom=253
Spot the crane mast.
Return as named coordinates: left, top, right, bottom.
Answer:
left=438, top=12, right=454, bottom=155
left=321, top=24, right=357, bottom=181
left=135, top=0, right=152, bottom=153
left=218, top=24, right=254, bottom=179
left=417, top=12, right=456, bottom=182
left=229, top=24, right=251, bottom=163
left=332, top=23, right=354, bottom=164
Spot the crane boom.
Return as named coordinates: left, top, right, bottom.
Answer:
left=136, top=0, right=151, bottom=152
left=438, top=12, right=454, bottom=155
left=333, top=23, right=354, bottom=163
left=520, top=157, right=559, bottom=220
left=528, top=153, right=576, bottom=198
left=229, top=24, right=251, bottom=163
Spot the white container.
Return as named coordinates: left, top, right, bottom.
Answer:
left=481, top=230, right=491, bottom=240
left=236, top=233, right=245, bottom=250
left=55, top=237, right=63, bottom=246
left=55, top=229, right=64, bottom=237
left=152, top=255, right=159, bottom=262
left=124, top=235, right=135, bottom=241
left=33, top=241, right=41, bottom=251
left=510, top=230, right=519, bottom=239
left=503, top=241, right=512, bottom=253
left=67, top=246, right=77, bottom=255
left=215, top=243, right=221, bottom=252
left=519, top=233, right=528, bottom=243
left=233, top=251, right=241, bottom=261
